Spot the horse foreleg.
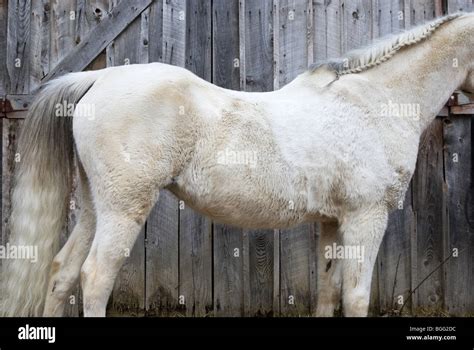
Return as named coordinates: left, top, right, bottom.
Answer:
left=315, top=221, right=342, bottom=317
left=339, top=205, right=387, bottom=317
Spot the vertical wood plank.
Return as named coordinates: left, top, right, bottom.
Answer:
left=185, top=0, right=211, bottom=80
left=313, top=0, right=343, bottom=64
left=280, top=224, right=312, bottom=316
left=278, top=0, right=309, bottom=86
left=0, top=0, right=7, bottom=95
left=50, top=0, right=76, bottom=68
left=373, top=0, right=404, bottom=37
left=245, top=229, right=275, bottom=316
left=408, top=0, right=436, bottom=27
left=212, top=0, right=244, bottom=317
left=412, top=120, right=445, bottom=313
left=148, top=0, right=163, bottom=63
left=178, top=0, right=213, bottom=317
left=443, top=116, right=473, bottom=315
left=145, top=0, right=184, bottom=316
left=244, top=0, right=273, bottom=92
left=447, top=0, right=474, bottom=13
left=179, top=206, right=213, bottom=316
left=162, top=0, right=186, bottom=66
left=6, top=0, right=31, bottom=94
left=342, top=0, right=373, bottom=52
left=29, top=0, right=50, bottom=91
left=213, top=224, right=244, bottom=316
left=377, top=181, right=414, bottom=315
left=213, top=0, right=240, bottom=91
left=145, top=193, right=179, bottom=316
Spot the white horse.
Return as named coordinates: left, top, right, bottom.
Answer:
left=1, top=13, right=473, bottom=317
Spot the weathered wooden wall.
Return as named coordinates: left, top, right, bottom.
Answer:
left=0, top=0, right=473, bottom=317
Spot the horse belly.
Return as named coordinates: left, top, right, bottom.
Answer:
left=168, top=161, right=309, bottom=229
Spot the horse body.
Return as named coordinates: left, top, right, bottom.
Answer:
left=75, top=63, right=399, bottom=229
left=1, top=13, right=473, bottom=317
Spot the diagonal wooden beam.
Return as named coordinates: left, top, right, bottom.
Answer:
left=41, top=0, right=153, bottom=85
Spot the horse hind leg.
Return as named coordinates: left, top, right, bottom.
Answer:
left=79, top=167, right=163, bottom=317
left=43, top=165, right=96, bottom=317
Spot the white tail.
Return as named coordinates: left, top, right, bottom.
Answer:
left=0, top=71, right=101, bottom=316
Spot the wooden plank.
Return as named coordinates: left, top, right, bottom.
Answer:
left=42, top=0, right=152, bottom=83
left=145, top=0, right=184, bottom=316
left=451, top=104, right=474, bottom=115
left=342, top=0, right=373, bottom=52
left=409, top=0, right=436, bottom=27
left=109, top=15, right=144, bottom=65
left=242, top=0, right=273, bottom=92
left=447, top=0, right=474, bottom=13
left=213, top=224, right=244, bottom=316
left=50, top=0, right=76, bottom=68
left=280, top=224, right=312, bottom=316
left=75, top=0, right=111, bottom=43
left=185, top=0, right=211, bottom=81
left=105, top=16, right=147, bottom=316
left=177, top=0, right=213, bottom=317
left=373, top=0, right=404, bottom=37
left=243, top=229, right=275, bottom=316
left=148, top=0, right=163, bottom=62
left=162, top=0, right=186, bottom=67
left=179, top=204, right=213, bottom=316
left=29, top=0, right=50, bottom=91
left=412, top=119, right=445, bottom=313
left=308, top=222, right=318, bottom=316
left=213, top=0, right=240, bottom=91
left=372, top=185, right=415, bottom=315
left=434, top=0, right=444, bottom=17
left=313, top=0, right=343, bottom=61
left=211, top=0, right=244, bottom=317
left=0, top=0, right=8, bottom=95
left=278, top=0, right=309, bottom=86
left=145, top=192, right=180, bottom=316
left=4, top=94, right=32, bottom=111
left=6, top=0, right=31, bottom=94
left=443, top=115, right=473, bottom=315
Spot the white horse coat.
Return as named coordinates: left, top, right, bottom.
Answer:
left=1, top=12, right=473, bottom=317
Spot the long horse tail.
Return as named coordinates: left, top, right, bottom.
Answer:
left=0, top=70, right=102, bottom=316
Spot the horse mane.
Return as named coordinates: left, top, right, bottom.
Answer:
left=309, top=12, right=465, bottom=76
